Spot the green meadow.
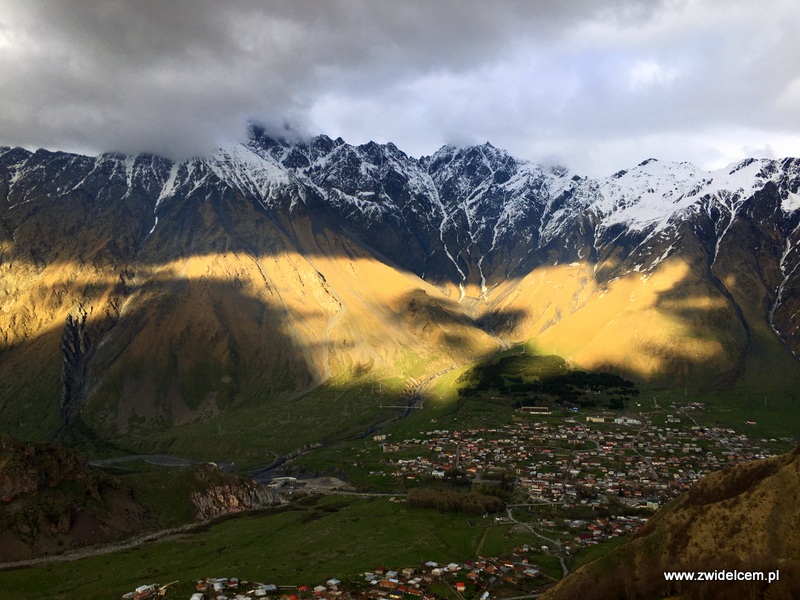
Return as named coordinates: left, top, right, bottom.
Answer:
left=0, top=495, right=528, bottom=600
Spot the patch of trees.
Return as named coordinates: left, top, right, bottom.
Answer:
left=441, top=467, right=471, bottom=487
left=456, top=355, right=569, bottom=390
left=609, top=397, right=626, bottom=410
left=406, top=488, right=504, bottom=516
left=473, top=469, right=516, bottom=501
left=478, top=468, right=516, bottom=491
left=458, top=353, right=639, bottom=410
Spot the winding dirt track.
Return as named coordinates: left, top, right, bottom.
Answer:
left=0, top=521, right=208, bottom=571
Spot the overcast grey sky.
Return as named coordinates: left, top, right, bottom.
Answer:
left=1, top=0, right=799, bottom=176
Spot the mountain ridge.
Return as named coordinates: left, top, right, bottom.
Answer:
left=1, top=130, right=800, bottom=454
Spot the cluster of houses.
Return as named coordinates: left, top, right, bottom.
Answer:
left=120, top=548, right=550, bottom=600
left=384, top=420, right=769, bottom=495
left=355, top=551, right=546, bottom=599
left=547, top=514, right=650, bottom=546
left=378, top=415, right=774, bottom=545
left=191, top=578, right=278, bottom=598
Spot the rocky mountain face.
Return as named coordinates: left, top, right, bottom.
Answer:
left=544, top=447, right=800, bottom=599
left=190, top=467, right=286, bottom=520
left=0, top=434, right=154, bottom=561
left=1, top=130, right=800, bottom=448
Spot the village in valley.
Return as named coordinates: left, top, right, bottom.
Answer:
left=374, top=404, right=776, bottom=546
left=118, top=396, right=789, bottom=600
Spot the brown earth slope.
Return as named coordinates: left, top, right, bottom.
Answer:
left=0, top=434, right=154, bottom=561
left=544, top=448, right=800, bottom=599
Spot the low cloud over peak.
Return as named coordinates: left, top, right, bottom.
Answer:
left=1, top=0, right=799, bottom=175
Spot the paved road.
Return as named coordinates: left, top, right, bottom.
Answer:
left=89, top=454, right=236, bottom=471
left=505, top=508, right=569, bottom=578
left=89, top=454, right=200, bottom=467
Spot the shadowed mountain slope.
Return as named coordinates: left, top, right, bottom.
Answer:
left=1, top=133, right=800, bottom=454
left=0, top=433, right=154, bottom=560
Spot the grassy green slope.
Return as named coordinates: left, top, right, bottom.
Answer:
left=0, top=496, right=499, bottom=600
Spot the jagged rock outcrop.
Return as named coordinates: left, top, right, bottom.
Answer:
left=191, top=480, right=286, bottom=520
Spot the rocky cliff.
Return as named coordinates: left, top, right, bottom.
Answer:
left=191, top=479, right=286, bottom=520
left=0, top=437, right=287, bottom=561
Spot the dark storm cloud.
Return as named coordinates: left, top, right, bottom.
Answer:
left=1, top=0, right=799, bottom=174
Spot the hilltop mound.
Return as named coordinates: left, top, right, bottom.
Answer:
left=544, top=448, right=800, bottom=599
left=0, top=434, right=154, bottom=561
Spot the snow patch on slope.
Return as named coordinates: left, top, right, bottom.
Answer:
left=156, top=163, right=181, bottom=207
left=208, top=143, right=290, bottom=200
left=588, top=158, right=772, bottom=235
left=783, top=192, right=800, bottom=213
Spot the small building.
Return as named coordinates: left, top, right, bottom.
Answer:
left=520, top=406, right=551, bottom=415
left=523, top=567, right=540, bottom=578
left=133, top=585, right=158, bottom=600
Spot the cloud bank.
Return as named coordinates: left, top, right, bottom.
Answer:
left=1, top=0, right=799, bottom=175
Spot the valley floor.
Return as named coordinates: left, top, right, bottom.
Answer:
left=0, top=385, right=791, bottom=600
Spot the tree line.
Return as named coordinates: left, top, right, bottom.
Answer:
left=406, top=488, right=504, bottom=516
